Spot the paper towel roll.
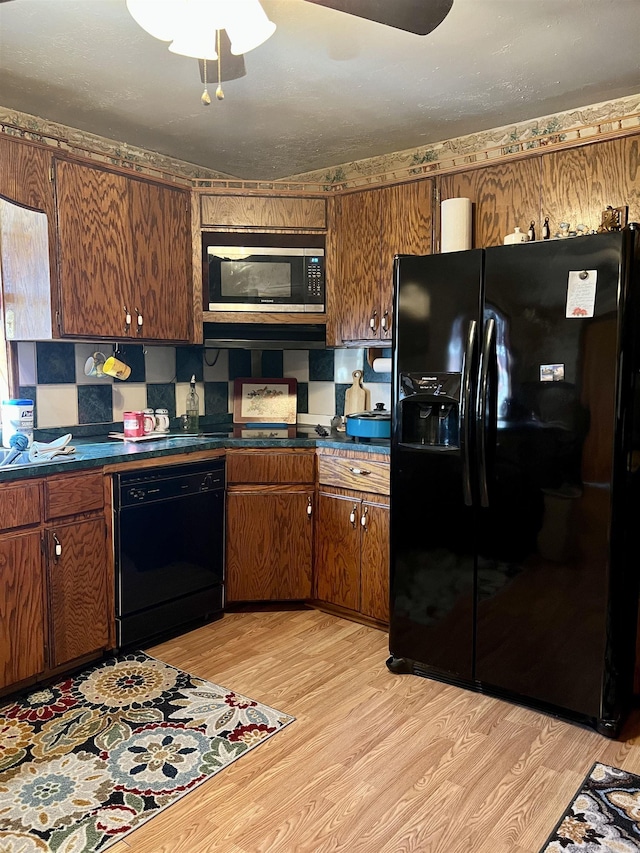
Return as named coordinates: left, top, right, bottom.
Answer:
left=440, top=197, right=472, bottom=253
left=372, top=357, right=392, bottom=373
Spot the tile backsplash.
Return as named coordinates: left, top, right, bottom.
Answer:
left=16, top=341, right=392, bottom=432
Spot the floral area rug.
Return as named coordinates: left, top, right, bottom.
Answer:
left=539, top=762, right=640, bottom=851
left=0, top=651, right=294, bottom=852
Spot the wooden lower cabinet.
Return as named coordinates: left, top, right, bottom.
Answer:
left=0, top=468, right=113, bottom=696
left=315, top=488, right=389, bottom=623
left=225, top=449, right=316, bottom=603
left=0, top=531, right=46, bottom=690
left=46, top=516, right=110, bottom=669
left=226, top=489, right=313, bottom=601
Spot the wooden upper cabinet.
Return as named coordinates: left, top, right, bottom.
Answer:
left=129, top=178, right=192, bottom=341
left=540, top=136, right=640, bottom=234
left=55, top=159, right=132, bottom=338
left=199, top=193, right=326, bottom=230
left=327, top=189, right=380, bottom=345
left=54, top=158, right=192, bottom=342
left=327, top=180, right=432, bottom=346
left=0, top=135, right=54, bottom=214
left=439, top=158, right=542, bottom=249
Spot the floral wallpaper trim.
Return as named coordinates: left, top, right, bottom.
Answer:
left=0, top=108, right=233, bottom=184
left=288, top=94, right=640, bottom=190
left=2, top=94, right=639, bottom=193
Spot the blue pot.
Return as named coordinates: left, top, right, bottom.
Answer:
left=345, top=407, right=391, bottom=439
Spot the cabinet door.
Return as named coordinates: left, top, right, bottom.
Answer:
left=129, top=179, right=192, bottom=341
left=226, top=491, right=313, bottom=601
left=379, top=180, right=433, bottom=342
left=328, top=190, right=382, bottom=345
left=55, top=159, right=132, bottom=337
left=359, top=499, right=390, bottom=622
left=47, top=517, right=110, bottom=669
left=439, top=159, right=541, bottom=249
left=315, top=491, right=361, bottom=611
left=541, top=136, right=640, bottom=234
left=0, top=532, right=46, bottom=689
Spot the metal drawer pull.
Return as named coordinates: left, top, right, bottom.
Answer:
left=350, top=467, right=371, bottom=476
left=307, top=496, right=312, bottom=517
left=53, top=532, right=62, bottom=559
left=361, top=506, right=368, bottom=528
left=349, top=505, right=358, bottom=527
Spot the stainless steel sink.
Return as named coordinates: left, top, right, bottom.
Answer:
left=0, top=449, right=82, bottom=469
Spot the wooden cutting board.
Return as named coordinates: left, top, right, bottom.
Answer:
left=344, top=370, right=370, bottom=415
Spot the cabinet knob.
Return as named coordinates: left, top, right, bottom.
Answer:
left=361, top=506, right=368, bottom=528
left=381, top=310, right=390, bottom=335
left=349, top=505, right=358, bottom=527
left=307, top=496, right=312, bottom=517
left=350, top=467, right=371, bottom=476
left=135, top=308, right=143, bottom=335
left=53, top=532, right=62, bottom=559
left=124, top=306, right=131, bottom=333
left=369, top=310, right=379, bottom=333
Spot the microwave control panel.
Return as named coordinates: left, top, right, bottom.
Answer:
left=305, top=255, right=324, bottom=302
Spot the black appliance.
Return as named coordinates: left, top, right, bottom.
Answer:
left=207, top=246, right=325, bottom=313
left=114, top=459, right=225, bottom=649
left=388, top=227, right=640, bottom=736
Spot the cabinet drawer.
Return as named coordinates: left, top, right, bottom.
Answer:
left=0, top=481, right=41, bottom=530
left=200, top=194, right=326, bottom=230
left=318, top=455, right=389, bottom=495
left=44, top=470, right=104, bottom=520
left=227, top=451, right=315, bottom=484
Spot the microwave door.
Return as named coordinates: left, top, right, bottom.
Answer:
left=207, top=247, right=324, bottom=312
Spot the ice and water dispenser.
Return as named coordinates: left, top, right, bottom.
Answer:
left=398, top=373, right=461, bottom=447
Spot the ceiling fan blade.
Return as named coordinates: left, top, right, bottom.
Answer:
left=303, top=0, right=454, bottom=36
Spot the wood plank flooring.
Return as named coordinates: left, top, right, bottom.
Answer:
left=108, top=608, right=640, bottom=853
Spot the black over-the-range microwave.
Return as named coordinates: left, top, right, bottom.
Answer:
left=207, top=246, right=325, bottom=312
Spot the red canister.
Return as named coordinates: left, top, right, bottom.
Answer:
left=123, top=410, right=145, bottom=438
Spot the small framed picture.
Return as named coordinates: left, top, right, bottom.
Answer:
left=233, top=378, right=297, bottom=424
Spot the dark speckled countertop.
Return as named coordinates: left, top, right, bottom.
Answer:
left=0, top=429, right=389, bottom=483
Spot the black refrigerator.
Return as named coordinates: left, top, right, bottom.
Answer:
left=388, top=227, right=640, bottom=736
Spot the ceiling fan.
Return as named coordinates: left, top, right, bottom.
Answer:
left=301, top=0, right=454, bottom=36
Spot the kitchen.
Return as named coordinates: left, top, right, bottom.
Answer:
left=1, top=1, right=640, bottom=850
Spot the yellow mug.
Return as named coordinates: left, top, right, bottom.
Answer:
left=103, top=356, right=131, bottom=380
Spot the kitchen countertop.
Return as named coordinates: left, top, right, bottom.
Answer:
left=0, top=430, right=390, bottom=482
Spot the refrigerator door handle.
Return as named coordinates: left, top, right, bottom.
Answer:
left=461, top=319, right=477, bottom=507
left=478, top=317, right=495, bottom=508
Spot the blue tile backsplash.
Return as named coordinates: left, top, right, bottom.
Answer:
left=16, top=342, right=392, bottom=432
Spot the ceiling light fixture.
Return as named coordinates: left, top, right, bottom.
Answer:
left=126, top=0, right=275, bottom=103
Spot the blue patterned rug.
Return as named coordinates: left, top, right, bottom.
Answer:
left=540, top=762, right=640, bottom=851
left=0, top=651, right=294, bottom=852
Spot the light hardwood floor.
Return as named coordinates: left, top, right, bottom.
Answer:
left=109, top=608, right=640, bottom=853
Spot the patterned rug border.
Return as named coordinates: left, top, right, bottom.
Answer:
left=0, top=650, right=296, bottom=853
left=538, top=761, right=640, bottom=852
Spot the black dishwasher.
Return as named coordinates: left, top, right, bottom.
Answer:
left=114, top=458, right=225, bottom=649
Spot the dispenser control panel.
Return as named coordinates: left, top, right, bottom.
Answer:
left=400, top=372, right=461, bottom=402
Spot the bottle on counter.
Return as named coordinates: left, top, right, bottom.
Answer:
left=185, top=375, right=199, bottom=434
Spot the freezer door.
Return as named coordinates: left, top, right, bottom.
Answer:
left=476, top=232, right=628, bottom=722
left=389, top=250, right=483, bottom=681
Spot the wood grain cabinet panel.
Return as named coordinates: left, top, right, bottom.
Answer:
left=0, top=135, right=54, bottom=214
left=314, top=491, right=361, bottom=611
left=0, top=531, right=46, bottom=689
left=439, top=158, right=542, bottom=249
left=44, top=470, right=104, bottom=520
left=47, top=516, right=110, bottom=669
left=0, top=480, right=41, bottom=531
left=227, top=450, right=315, bottom=484
left=314, top=488, right=389, bottom=622
left=200, top=194, right=326, bottom=230
left=540, top=136, right=640, bottom=234
left=226, top=490, right=313, bottom=601
left=327, top=180, right=432, bottom=345
left=54, top=158, right=192, bottom=342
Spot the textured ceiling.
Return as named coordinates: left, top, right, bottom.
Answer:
left=0, top=0, right=639, bottom=180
